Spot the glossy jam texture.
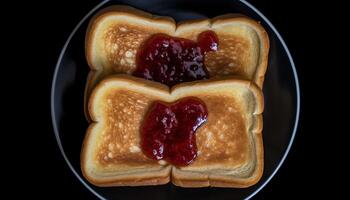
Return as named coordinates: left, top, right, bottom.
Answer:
left=133, top=31, right=219, bottom=87
left=140, top=97, right=208, bottom=166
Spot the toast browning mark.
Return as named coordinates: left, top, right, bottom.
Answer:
left=96, top=90, right=155, bottom=166
left=205, top=35, right=249, bottom=78
left=194, top=94, right=249, bottom=167
left=95, top=89, right=249, bottom=169
left=104, top=26, right=252, bottom=79
left=104, top=25, right=151, bottom=73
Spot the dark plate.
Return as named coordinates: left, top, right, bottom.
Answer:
left=51, top=0, right=300, bottom=199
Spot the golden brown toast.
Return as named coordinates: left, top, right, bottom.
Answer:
left=81, top=75, right=264, bottom=187
left=84, top=5, right=269, bottom=119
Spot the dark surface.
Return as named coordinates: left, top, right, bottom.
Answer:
left=12, top=0, right=343, bottom=199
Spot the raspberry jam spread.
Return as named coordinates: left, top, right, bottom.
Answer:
left=140, top=97, right=208, bottom=166
left=133, top=31, right=219, bottom=87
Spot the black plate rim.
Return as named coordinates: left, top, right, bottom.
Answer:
left=50, top=0, right=300, bottom=199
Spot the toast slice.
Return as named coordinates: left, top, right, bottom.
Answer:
left=81, top=75, right=264, bottom=187
left=84, top=5, right=269, bottom=119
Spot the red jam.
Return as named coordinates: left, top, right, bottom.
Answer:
left=133, top=31, right=219, bottom=87
left=140, top=97, right=208, bottom=166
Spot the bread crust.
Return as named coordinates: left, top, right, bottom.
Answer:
left=82, top=5, right=268, bottom=188
left=81, top=123, right=170, bottom=187
left=85, top=5, right=269, bottom=86
left=81, top=75, right=264, bottom=187
left=83, top=5, right=269, bottom=120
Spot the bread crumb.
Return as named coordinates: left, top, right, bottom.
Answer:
left=136, top=99, right=146, bottom=104
left=126, top=58, right=133, bottom=64
left=108, top=143, right=115, bottom=151
left=120, top=59, right=125, bottom=65
left=158, top=160, right=167, bottom=165
left=125, top=51, right=133, bottom=58
left=129, top=145, right=141, bottom=153
left=205, top=131, right=213, bottom=147
left=108, top=152, right=114, bottom=158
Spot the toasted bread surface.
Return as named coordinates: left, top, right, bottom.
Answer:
left=81, top=75, right=263, bottom=187
left=84, top=6, right=269, bottom=119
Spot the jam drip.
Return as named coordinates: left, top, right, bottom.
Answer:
left=133, top=31, right=219, bottom=87
left=140, top=97, right=208, bottom=166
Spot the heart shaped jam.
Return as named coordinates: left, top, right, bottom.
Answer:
left=140, top=97, right=208, bottom=166
left=133, top=31, right=219, bottom=87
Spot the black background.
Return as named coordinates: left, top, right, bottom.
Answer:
left=8, top=0, right=343, bottom=199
